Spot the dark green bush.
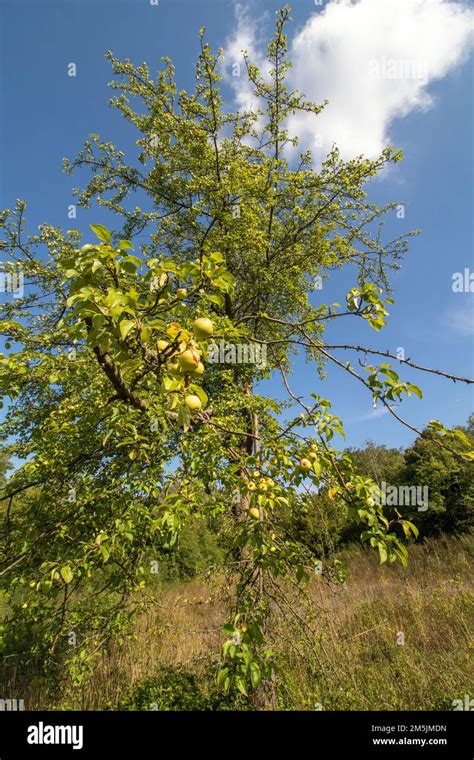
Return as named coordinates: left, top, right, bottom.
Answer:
left=118, top=663, right=249, bottom=711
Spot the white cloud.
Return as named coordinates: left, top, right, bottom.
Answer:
left=224, top=0, right=474, bottom=159
left=445, top=302, right=474, bottom=336
left=349, top=406, right=391, bottom=423
left=222, top=2, right=265, bottom=113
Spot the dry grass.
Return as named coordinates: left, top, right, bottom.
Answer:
left=25, top=532, right=474, bottom=710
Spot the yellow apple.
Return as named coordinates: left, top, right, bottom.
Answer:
left=179, top=349, right=200, bottom=372
left=176, top=288, right=188, bottom=299
left=184, top=395, right=202, bottom=411
left=191, top=361, right=205, bottom=376
left=249, top=507, right=260, bottom=520
left=192, top=317, right=214, bottom=339
left=299, top=458, right=312, bottom=472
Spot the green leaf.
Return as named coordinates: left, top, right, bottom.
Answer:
left=123, top=255, right=142, bottom=269
left=119, top=320, right=135, bottom=341
left=90, top=224, right=111, bottom=243
left=377, top=542, right=388, bottom=564
left=189, top=384, right=208, bottom=407
left=117, top=239, right=134, bottom=251
left=250, top=662, right=261, bottom=689
left=401, top=520, right=419, bottom=539
left=60, top=566, right=73, bottom=584
left=236, top=676, right=248, bottom=696
left=217, top=667, right=229, bottom=688
left=406, top=382, right=423, bottom=399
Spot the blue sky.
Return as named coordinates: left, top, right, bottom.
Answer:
left=0, top=0, right=473, bottom=451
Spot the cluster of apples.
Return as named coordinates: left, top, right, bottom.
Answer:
left=157, top=318, right=214, bottom=412
left=299, top=449, right=318, bottom=472
left=246, top=470, right=277, bottom=519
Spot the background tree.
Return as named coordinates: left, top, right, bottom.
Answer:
left=400, top=420, right=473, bottom=536
left=0, top=7, right=471, bottom=698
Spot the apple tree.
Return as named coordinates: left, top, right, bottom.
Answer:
left=1, top=7, right=472, bottom=698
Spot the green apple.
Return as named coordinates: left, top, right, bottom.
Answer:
left=191, top=361, right=205, bottom=376
left=184, top=394, right=202, bottom=411
left=179, top=349, right=200, bottom=372
left=176, top=288, right=188, bottom=299
left=192, top=317, right=214, bottom=339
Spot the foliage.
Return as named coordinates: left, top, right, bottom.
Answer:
left=152, top=518, right=224, bottom=582
left=347, top=442, right=405, bottom=486
left=117, top=663, right=247, bottom=711
left=400, top=424, right=473, bottom=536
left=0, top=6, right=471, bottom=698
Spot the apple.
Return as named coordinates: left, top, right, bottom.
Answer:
left=308, top=451, right=318, bottom=461
left=179, top=349, right=200, bottom=372
left=192, top=317, right=214, bottom=339
left=367, top=497, right=375, bottom=507
left=252, top=470, right=261, bottom=479
left=249, top=507, right=260, bottom=520
left=192, top=361, right=205, bottom=376
left=299, top=458, right=312, bottom=472
left=184, top=394, right=202, bottom=411
left=258, top=481, right=268, bottom=492
left=176, top=288, right=187, bottom=299
left=247, top=481, right=257, bottom=491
